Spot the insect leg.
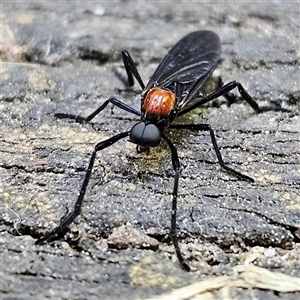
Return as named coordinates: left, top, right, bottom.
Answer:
left=162, top=133, right=190, bottom=271
left=121, top=50, right=145, bottom=90
left=36, top=130, right=130, bottom=244
left=170, top=123, right=254, bottom=182
left=55, top=97, right=140, bottom=123
left=213, top=77, right=238, bottom=107
left=178, top=81, right=260, bottom=117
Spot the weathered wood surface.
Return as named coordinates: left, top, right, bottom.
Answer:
left=1, top=1, right=299, bottom=299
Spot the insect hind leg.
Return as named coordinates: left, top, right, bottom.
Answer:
left=178, top=81, right=260, bottom=117
left=113, top=50, right=146, bottom=90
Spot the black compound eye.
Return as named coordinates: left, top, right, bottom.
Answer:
left=130, top=122, right=161, bottom=147
left=142, top=124, right=161, bottom=147
left=130, top=122, right=145, bottom=144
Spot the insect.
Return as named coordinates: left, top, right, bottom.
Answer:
left=37, top=30, right=271, bottom=271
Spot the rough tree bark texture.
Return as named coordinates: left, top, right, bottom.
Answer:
left=1, top=1, right=299, bottom=299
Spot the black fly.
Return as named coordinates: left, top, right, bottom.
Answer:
left=36, top=30, right=286, bottom=271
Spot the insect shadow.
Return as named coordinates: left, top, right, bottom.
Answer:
left=36, top=30, right=289, bottom=271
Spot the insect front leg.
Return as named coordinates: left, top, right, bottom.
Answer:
left=162, top=133, right=190, bottom=271
left=36, top=131, right=130, bottom=244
